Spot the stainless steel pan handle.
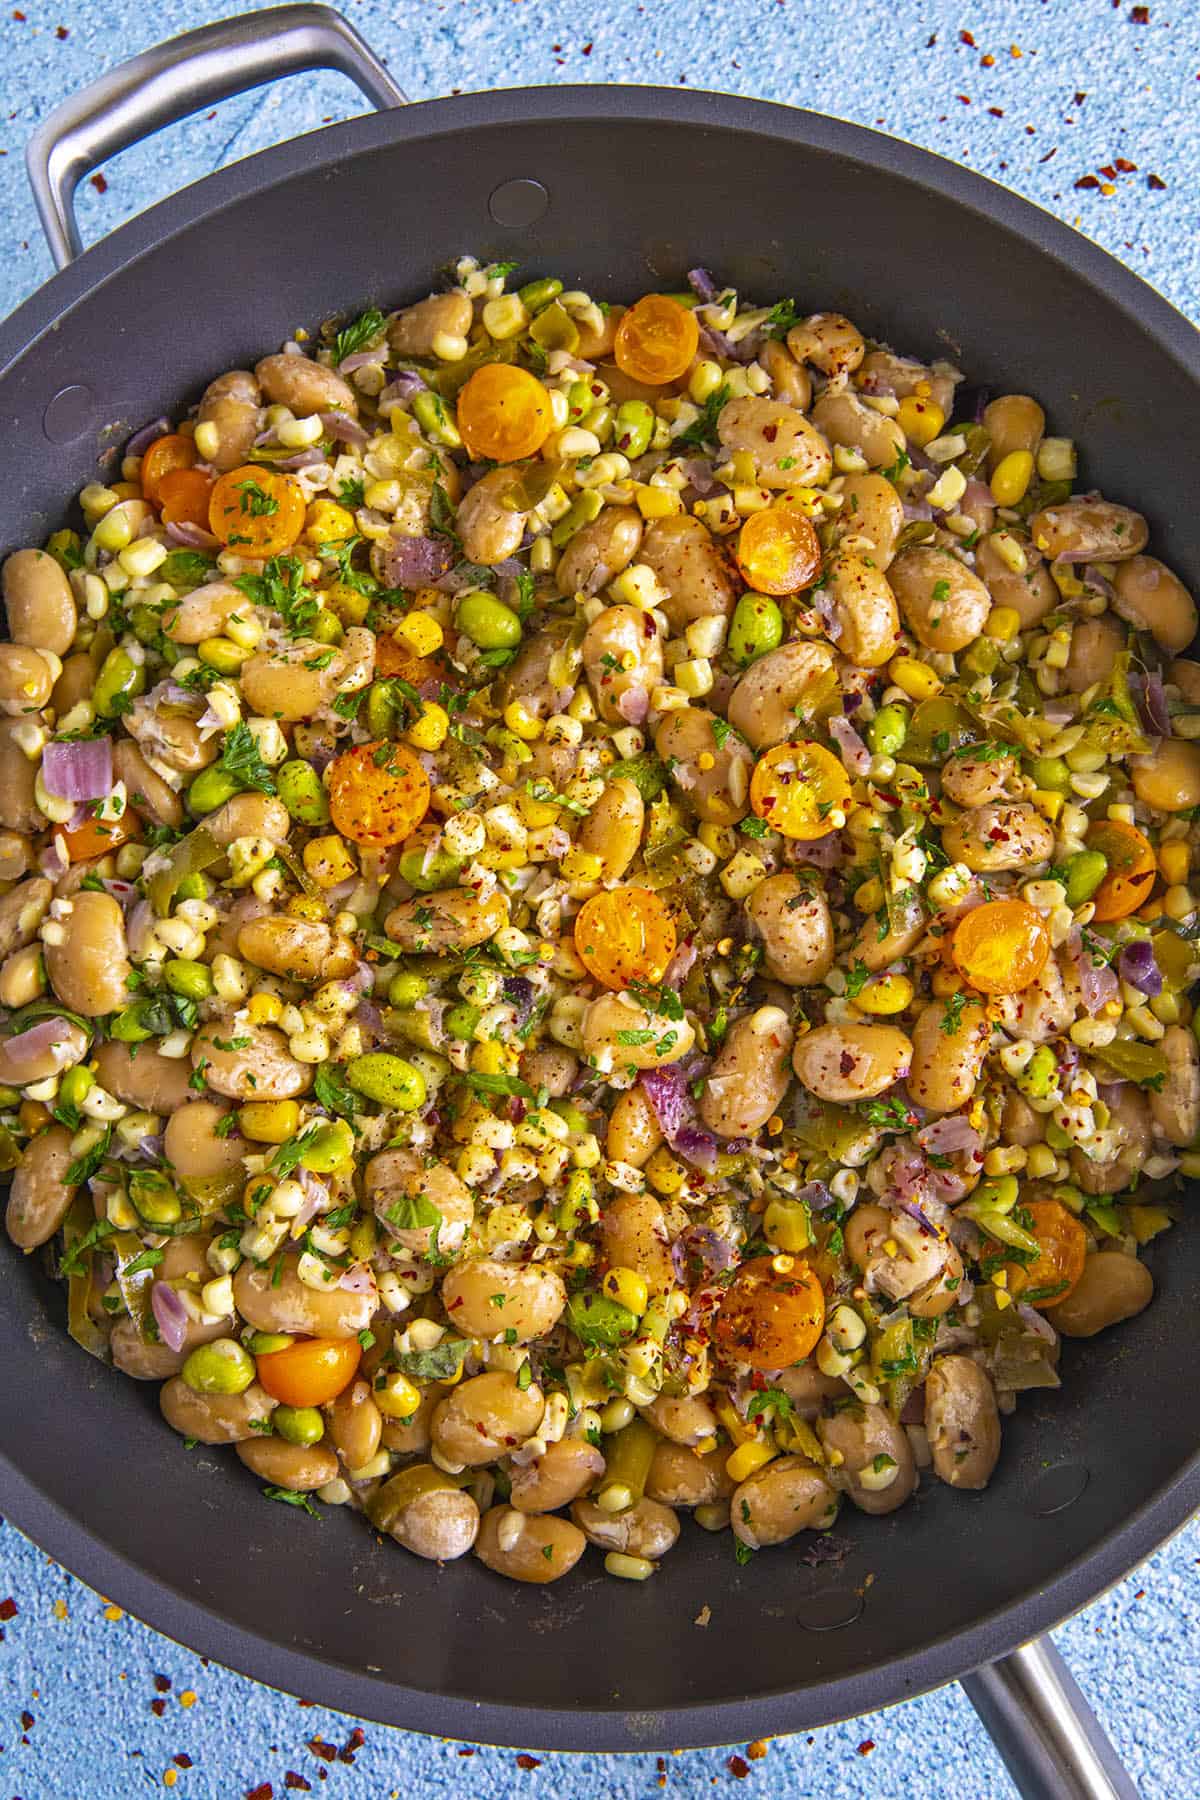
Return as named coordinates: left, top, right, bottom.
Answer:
left=18, top=10, right=1144, bottom=1797
left=25, top=2, right=406, bottom=268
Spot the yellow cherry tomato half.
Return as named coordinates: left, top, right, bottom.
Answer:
left=140, top=432, right=197, bottom=505
left=735, top=503, right=822, bottom=597
left=327, top=740, right=431, bottom=847
left=457, top=364, right=554, bottom=463
left=1005, top=1199, right=1088, bottom=1310
left=256, top=1336, right=362, bottom=1406
left=613, top=294, right=700, bottom=386
left=952, top=899, right=1051, bottom=996
left=574, top=885, right=677, bottom=990
left=158, top=467, right=215, bottom=530
left=1086, top=819, right=1156, bottom=922
left=208, top=465, right=306, bottom=557
left=714, top=1255, right=826, bottom=1371
left=749, top=741, right=852, bottom=840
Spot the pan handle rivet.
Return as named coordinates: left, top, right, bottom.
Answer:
left=488, top=178, right=550, bottom=227
left=43, top=384, right=95, bottom=444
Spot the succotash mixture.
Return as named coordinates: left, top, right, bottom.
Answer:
left=2, top=260, right=1197, bottom=1585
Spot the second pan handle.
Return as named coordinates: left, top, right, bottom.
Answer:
left=25, top=2, right=406, bottom=269
left=961, top=1638, right=1140, bottom=1800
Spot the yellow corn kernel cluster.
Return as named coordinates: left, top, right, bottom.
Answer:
left=990, top=450, right=1034, bottom=507
left=246, top=992, right=283, bottom=1026
left=404, top=701, right=449, bottom=751
left=985, top=606, right=1022, bottom=643
left=303, top=835, right=358, bottom=887
left=888, top=656, right=941, bottom=700
left=896, top=396, right=945, bottom=446
left=602, top=1266, right=650, bottom=1316
left=856, top=973, right=913, bottom=1015
left=395, top=611, right=444, bottom=656
left=725, top=1440, right=777, bottom=1483
left=305, top=499, right=356, bottom=545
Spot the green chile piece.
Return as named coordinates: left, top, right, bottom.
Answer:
left=1062, top=849, right=1108, bottom=906
left=346, top=1052, right=427, bottom=1112
left=277, top=760, right=330, bottom=826
left=457, top=592, right=522, bottom=650
left=728, top=593, right=784, bottom=666
left=187, top=766, right=241, bottom=815
left=867, top=704, right=910, bottom=758
left=92, top=649, right=145, bottom=717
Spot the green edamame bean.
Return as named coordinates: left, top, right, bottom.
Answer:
left=1063, top=849, right=1108, bottom=905
left=973, top=1176, right=1019, bottom=1213
left=130, top=604, right=164, bottom=646
left=457, top=592, right=522, bottom=651
left=614, top=401, right=655, bottom=459
left=247, top=1331, right=293, bottom=1355
left=298, top=1119, right=355, bottom=1173
left=397, top=846, right=464, bottom=892
left=92, top=648, right=145, bottom=718
left=182, top=1338, right=256, bottom=1395
left=566, top=380, right=594, bottom=426
left=46, top=529, right=82, bottom=574
left=198, top=637, right=250, bottom=674
left=961, top=638, right=999, bottom=678
left=57, top=1064, right=94, bottom=1111
left=272, top=1404, right=326, bottom=1446
left=111, top=1001, right=160, bottom=1043
left=365, top=680, right=400, bottom=740
left=550, top=1099, right=588, bottom=1134
left=518, top=277, right=564, bottom=312
left=412, top=390, right=462, bottom=448
left=187, top=765, right=241, bottom=815
left=867, top=704, right=910, bottom=758
left=309, top=610, right=344, bottom=646
left=346, top=1052, right=427, bottom=1112
left=550, top=490, right=603, bottom=549
left=728, top=592, right=784, bottom=666
left=277, top=760, right=330, bottom=827
left=444, top=1002, right=481, bottom=1041
left=565, top=1291, right=638, bottom=1348
left=164, top=959, right=214, bottom=1001
left=1021, top=1045, right=1058, bottom=1100
left=388, top=972, right=429, bottom=1008
left=1030, top=756, right=1072, bottom=795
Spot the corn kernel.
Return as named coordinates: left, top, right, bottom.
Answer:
left=896, top=396, right=945, bottom=447
left=857, top=973, right=913, bottom=1015
left=726, top=1440, right=777, bottom=1484
left=719, top=850, right=768, bottom=900
left=503, top=700, right=544, bottom=741
left=285, top=894, right=326, bottom=922
left=394, top=611, right=445, bottom=656
left=990, top=450, right=1035, bottom=508
left=985, top=606, right=1022, bottom=643
left=1031, top=788, right=1063, bottom=823
left=303, top=834, right=358, bottom=887
left=246, top=993, right=283, bottom=1026
left=375, top=1371, right=421, bottom=1420
left=306, top=499, right=356, bottom=545
left=403, top=701, right=449, bottom=751
left=1159, top=841, right=1189, bottom=886
left=714, top=1398, right=758, bottom=1448
left=688, top=360, right=725, bottom=405
left=239, top=1100, right=300, bottom=1143
left=888, top=656, right=941, bottom=701
left=561, top=848, right=604, bottom=882
left=602, top=1266, right=650, bottom=1316
left=634, top=483, right=682, bottom=520
left=645, top=1146, right=688, bottom=1195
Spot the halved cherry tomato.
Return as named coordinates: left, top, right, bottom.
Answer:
left=58, top=811, right=140, bottom=864
left=457, top=365, right=553, bottom=463
left=140, top=432, right=196, bottom=504
left=1087, top=819, right=1156, bottom=922
left=256, top=1336, right=362, bottom=1406
left=952, top=899, right=1051, bottom=996
left=327, top=740, right=430, bottom=847
left=749, top=740, right=852, bottom=840
left=1006, top=1199, right=1087, bottom=1310
left=736, top=503, right=822, bottom=596
left=373, top=640, right=442, bottom=683
left=574, top=885, right=677, bottom=989
left=713, top=1254, right=826, bottom=1370
left=613, top=294, right=700, bottom=386
left=208, top=464, right=306, bottom=557
left=158, top=467, right=215, bottom=531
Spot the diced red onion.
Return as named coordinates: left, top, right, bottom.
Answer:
left=916, top=1114, right=982, bottom=1158
left=903, top=499, right=934, bottom=523
left=166, top=520, right=220, bottom=550
left=663, top=940, right=697, bottom=986
left=963, top=477, right=993, bottom=513
left=275, top=448, right=328, bottom=473
left=687, top=267, right=720, bottom=304
left=337, top=348, right=387, bottom=374
left=828, top=714, right=871, bottom=777
left=678, top=457, right=719, bottom=498
left=378, top=372, right=428, bottom=412
left=1118, top=938, right=1163, bottom=997
left=786, top=832, right=843, bottom=871
left=797, top=1179, right=836, bottom=1213
left=502, top=975, right=535, bottom=1025
left=39, top=835, right=69, bottom=880
left=126, top=416, right=171, bottom=457
left=339, top=1263, right=376, bottom=1294
left=41, top=737, right=113, bottom=802
left=4, top=1018, right=80, bottom=1068
left=137, top=1133, right=165, bottom=1161
left=320, top=410, right=369, bottom=449
left=1130, top=672, right=1171, bottom=739
left=1081, top=564, right=1115, bottom=600
left=899, top=1386, right=926, bottom=1425
left=378, top=533, right=454, bottom=588
left=898, top=1198, right=938, bottom=1236
left=101, top=879, right=138, bottom=907
left=1016, top=1302, right=1059, bottom=1343
left=640, top=1067, right=689, bottom=1139
left=151, top=1282, right=189, bottom=1353
left=616, top=685, right=649, bottom=726
left=1066, top=927, right=1121, bottom=1014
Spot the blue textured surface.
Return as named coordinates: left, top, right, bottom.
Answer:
left=0, top=1, right=1198, bottom=1795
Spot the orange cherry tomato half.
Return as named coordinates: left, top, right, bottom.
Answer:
left=1008, top=1199, right=1088, bottom=1310
left=158, top=467, right=216, bottom=531
left=713, top=1255, right=826, bottom=1371
left=574, top=885, right=677, bottom=990
left=952, top=899, right=1051, bottom=996
left=327, top=740, right=431, bottom=848
left=1086, top=819, right=1157, bottom=922
left=140, top=432, right=197, bottom=504
left=373, top=639, right=443, bottom=683
left=255, top=1336, right=362, bottom=1407
left=208, top=465, right=306, bottom=557
left=735, top=504, right=822, bottom=597
left=613, top=294, right=700, bottom=386
left=457, top=365, right=554, bottom=463
left=58, top=811, right=140, bottom=864
left=749, top=740, right=853, bottom=840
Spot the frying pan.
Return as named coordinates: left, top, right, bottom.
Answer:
left=1, top=9, right=1196, bottom=1793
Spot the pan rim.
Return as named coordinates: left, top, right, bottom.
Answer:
left=1, top=79, right=1198, bottom=1748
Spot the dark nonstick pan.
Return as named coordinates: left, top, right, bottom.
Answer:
left=1, top=9, right=1196, bottom=1794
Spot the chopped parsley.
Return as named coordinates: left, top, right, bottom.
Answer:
left=675, top=382, right=732, bottom=448
left=332, top=306, right=386, bottom=366
left=217, top=722, right=277, bottom=796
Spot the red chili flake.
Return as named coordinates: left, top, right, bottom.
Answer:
left=1074, top=90, right=1087, bottom=104
left=988, top=105, right=1004, bottom=116
left=174, top=1755, right=193, bottom=1769
left=150, top=1699, right=167, bottom=1718
left=337, top=1728, right=365, bottom=1765
left=285, top=1778, right=313, bottom=1793
left=581, top=41, right=593, bottom=54
left=0, top=1598, right=17, bottom=1621
left=727, top=1755, right=750, bottom=1779
left=1074, top=174, right=1101, bottom=189
left=981, top=52, right=995, bottom=65
left=307, top=1737, right=337, bottom=1762
left=858, top=1739, right=876, bottom=1755
left=13, top=9, right=27, bottom=17
left=516, top=1753, right=542, bottom=1769
left=55, top=22, right=68, bottom=35
left=459, top=1748, right=477, bottom=1757
left=959, top=29, right=976, bottom=45
left=957, top=94, right=971, bottom=104
left=1148, top=172, right=1167, bottom=189
left=246, top=1787, right=273, bottom=1800
left=1130, top=4, right=1149, bottom=19
left=1115, top=157, right=1137, bottom=171
left=762, top=424, right=779, bottom=442
left=21, top=1710, right=34, bottom=1729
left=90, top=172, right=108, bottom=193
left=155, top=1674, right=172, bottom=1693
left=1099, top=164, right=1117, bottom=179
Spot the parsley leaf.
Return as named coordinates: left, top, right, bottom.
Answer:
left=764, top=297, right=798, bottom=337
left=464, top=1072, right=535, bottom=1100
left=939, top=992, right=966, bottom=1035
left=384, top=1193, right=442, bottom=1233
left=313, top=1064, right=361, bottom=1121
left=336, top=475, right=366, bottom=509
left=746, top=1387, right=794, bottom=1426
left=66, top=1126, right=113, bottom=1188
left=218, top=722, right=277, bottom=796
left=392, top=1336, right=472, bottom=1382
left=429, top=480, right=460, bottom=543
left=235, top=555, right=319, bottom=639
left=675, top=382, right=731, bottom=448
left=844, top=961, right=871, bottom=999
left=262, top=1485, right=322, bottom=1519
